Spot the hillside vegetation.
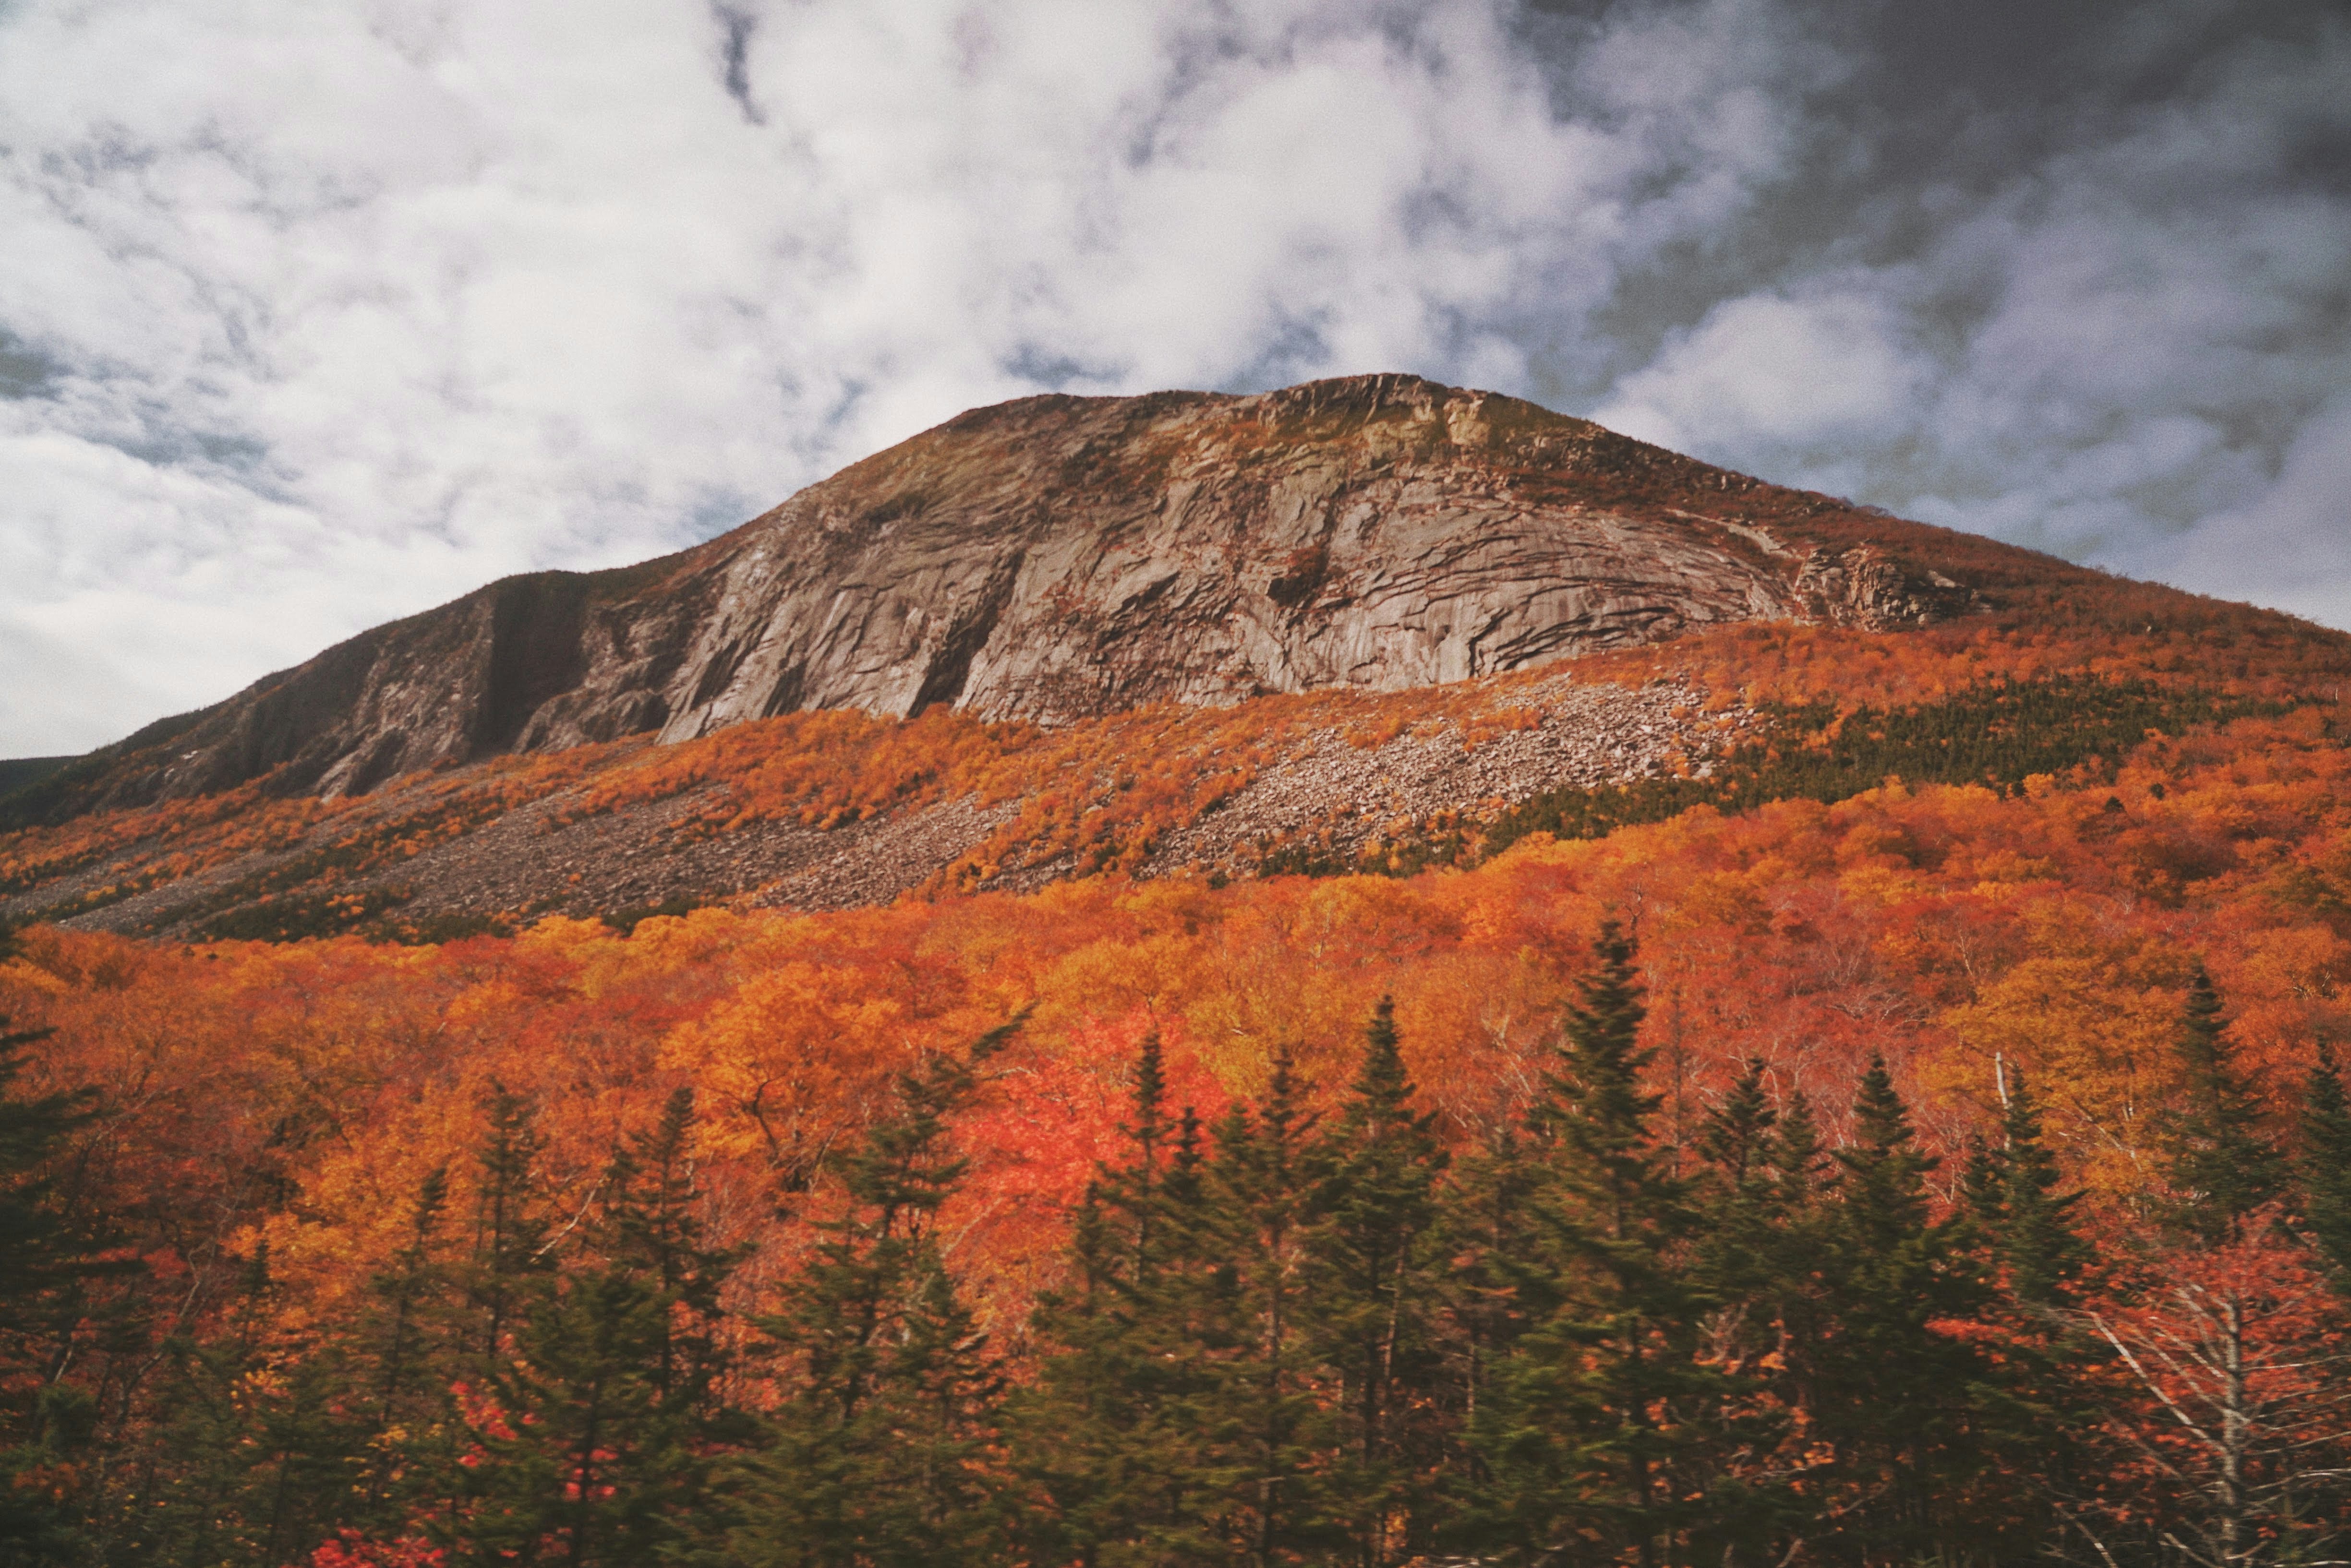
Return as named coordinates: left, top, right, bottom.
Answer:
left=7, top=456, right=2351, bottom=1563
left=9, top=626, right=2351, bottom=1557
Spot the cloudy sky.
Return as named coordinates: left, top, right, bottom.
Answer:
left=1, top=0, right=2344, bottom=755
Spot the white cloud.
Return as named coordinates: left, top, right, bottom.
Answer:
left=0, top=0, right=1831, bottom=753
left=1593, top=290, right=1928, bottom=455
left=2142, top=397, right=2351, bottom=625
left=0, top=0, right=2343, bottom=753
left=1586, top=6, right=2351, bottom=613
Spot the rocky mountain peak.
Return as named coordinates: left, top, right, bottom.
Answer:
left=28, top=374, right=1991, bottom=817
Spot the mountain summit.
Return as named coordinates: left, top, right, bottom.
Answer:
left=51, top=374, right=1992, bottom=814
left=5, top=376, right=2342, bottom=938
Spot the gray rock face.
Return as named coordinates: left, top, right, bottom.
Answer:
left=46, top=374, right=1988, bottom=814
left=644, top=377, right=1815, bottom=739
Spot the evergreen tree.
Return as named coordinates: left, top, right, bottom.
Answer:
left=1203, top=1054, right=1343, bottom=1565
left=458, top=1088, right=751, bottom=1567
left=2159, top=966, right=2290, bottom=1244
left=0, top=1007, right=134, bottom=1565
left=1020, top=1033, right=1237, bottom=1567
left=606, top=1088, right=746, bottom=1419
left=1687, top=1062, right=1841, bottom=1561
left=1770, top=1087, right=1829, bottom=1213
left=1960, top=1073, right=2106, bottom=1556
left=1755, top=1079, right=1841, bottom=1415
left=340, top=1164, right=458, bottom=1532
left=734, top=1025, right=1016, bottom=1568
left=1959, top=1130, right=2005, bottom=1228
left=1807, top=1058, right=1994, bottom=1563
left=1968, top=1074, right=2092, bottom=1307
left=459, top=1083, right=556, bottom=1375
left=1693, top=1059, right=1786, bottom=1308
left=2298, top=1042, right=2351, bottom=1282
left=199, top=1168, right=468, bottom=1566
left=1470, top=921, right=1765, bottom=1566
left=135, top=1243, right=355, bottom=1568
left=1435, top=1122, right=1545, bottom=1516
left=1306, top=1000, right=1450, bottom=1567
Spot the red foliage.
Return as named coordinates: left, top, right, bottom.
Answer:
left=305, top=1531, right=445, bottom=1568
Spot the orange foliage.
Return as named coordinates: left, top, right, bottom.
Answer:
left=11, top=570, right=2348, bottom=939
left=10, top=693, right=2351, bottom=1344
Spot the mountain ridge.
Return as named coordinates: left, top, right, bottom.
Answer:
left=12, top=373, right=2013, bottom=827
left=8, top=371, right=2347, bottom=944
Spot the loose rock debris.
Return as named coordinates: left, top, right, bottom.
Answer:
left=14, top=675, right=1756, bottom=939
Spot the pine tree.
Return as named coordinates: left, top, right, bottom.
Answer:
left=0, top=1008, right=136, bottom=1564
left=1958, top=1072, right=2104, bottom=1557
left=1693, top=1058, right=1785, bottom=1309
left=1758, top=1081, right=1839, bottom=1392
left=2298, top=1042, right=2351, bottom=1282
left=734, top=1026, right=1015, bottom=1568
left=458, top=1089, right=751, bottom=1567
left=1686, top=1062, right=1841, bottom=1560
left=604, top=1089, right=746, bottom=1418
left=138, top=1243, right=352, bottom=1568
left=345, top=1165, right=457, bottom=1530
left=1981, top=1074, right=2091, bottom=1307
left=1771, top=1088, right=1828, bottom=1213
left=1306, top=1000, right=1450, bottom=1566
left=1470, top=921, right=1763, bottom=1566
left=1022, top=1029, right=1251, bottom=1568
left=1960, top=1131, right=2005, bottom=1229
left=459, top=1083, right=555, bottom=1375
left=1192, top=1053, right=1334, bottom=1566
left=1808, top=1057, right=1994, bottom=1563
left=1435, top=1122, right=1545, bottom=1518
left=2160, top=967, right=2289, bottom=1244
left=223, top=1166, right=467, bottom=1563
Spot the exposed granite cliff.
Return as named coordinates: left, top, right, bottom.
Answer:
left=22, top=374, right=1994, bottom=819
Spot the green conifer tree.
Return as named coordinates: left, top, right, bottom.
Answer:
left=0, top=1009, right=136, bottom=1564
left=2297, top=1042, right=2351, bottom=1282
left=1771, top=1088, right=1828, bottom=1212
left=1470, top=922, right=1763, bottom=1567
left=1956, top=1072, right=2106, bottom=1557
left=230, top=1165, right=467, bottom=1562
left=139, top=1243, right=352, bottom=1568
left=1983, top=1075, right=2091, bottom=1307
left=461, top=1088, right=751, bottom=1567
left=734, top=1027, right=1015, bottom=1568
left=460, top=1083, right=555, bottom=1375
left=336, top=1164, right=458, bottom=1532
left=1021, top=1031, right=1253, bottom=1568
left=1757, top=1080, right=1838, bottom=1397
left=1808, top=1057, right=1994, bottom=1562
left=1435, top=1122, right=1545, bottom=1510
left=1693, top=1058, right=1784, bottom=1308
left=1306, top=1000, right=1450, bottom=1566
left=1193, top=1053, right=1334, bottom=1566
left=2160, top=967, right=2289, bottom=1244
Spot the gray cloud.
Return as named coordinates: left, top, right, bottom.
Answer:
left=0, top=0, right=2343, bottom=754
left=1587, top=0, right=2351, bottom=581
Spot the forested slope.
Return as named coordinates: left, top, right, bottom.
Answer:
left=6, top=380, right=2351, bottom=1562
left=9, top=665, right=2351, bottom=1560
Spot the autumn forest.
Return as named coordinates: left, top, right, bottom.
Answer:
left=12, top=586, right=2351, bottom=1567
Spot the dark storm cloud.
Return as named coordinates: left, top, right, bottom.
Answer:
left=0, top=0, right=2343, bottom=753
left=1577, top=0, right=2350, bottom=609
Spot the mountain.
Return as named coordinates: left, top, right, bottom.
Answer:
left=20, top=374, right=1984, bottom=820
left=2, top=373, right=2341, bottom=942
left=0, top=756, right=71, bottom=798
left=14, top=377, right=2351, bottom=1568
